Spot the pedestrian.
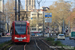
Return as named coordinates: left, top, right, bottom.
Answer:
left=51, top=34, right=52, bottom=37
left=66, top=30, right=68, bottom=35
left=64, top=30, right=65, bottom=35
left=2, top=32, right=4, bottom=36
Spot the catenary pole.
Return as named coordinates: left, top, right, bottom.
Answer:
left=37, top=0, right=42, bottom=33
left=15, top=0, right=17, bottom=21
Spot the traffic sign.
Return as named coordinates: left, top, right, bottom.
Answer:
left=45, top=13, right=52, bottom=17
left=45, top=18, right=52, bottom=23
left=31, top=18, right=33, bottom=19
left=45, top=15, right=52, bottom=17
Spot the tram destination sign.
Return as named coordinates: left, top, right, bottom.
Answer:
left=15, top=22, right=26, bottom=24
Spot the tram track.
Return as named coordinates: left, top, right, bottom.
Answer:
left=9, top=43, right=25, bottom=50
left=1, top=37, right=62, bottom=50
left=25, top=37, right=39, bottom=50
left=7, top=37, right=39, bottom=50
left=40, top=39, right=56, bottom=50
left=38, top=38, right=64, bottom=50
left=34, top=37, right=59, bottom=50
left=24, top=44, right=27, bottom=50
left=1, top=42, right=13, bottom=50
left=35, top=38, right=51, bottom=50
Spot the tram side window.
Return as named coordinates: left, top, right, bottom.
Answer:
left=12, top=26, right=14, bottom=35
left=28, top=27, right=30, bottom=34
left=10, top=27, right=12, bottom=35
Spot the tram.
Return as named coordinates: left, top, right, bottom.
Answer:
left=11, top=21, right=30, bottom=43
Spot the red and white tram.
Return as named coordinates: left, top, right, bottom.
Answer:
left=11, top=21, right=30, bottom=43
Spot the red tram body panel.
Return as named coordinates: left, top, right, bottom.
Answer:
left=11, top=21, right=30, bottom=43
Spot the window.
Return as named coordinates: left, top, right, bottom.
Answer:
left=32, top=28, right=36, bottom=30
left=15, top=22, right=26, bottom=35
left=32, top=14, right=36, bottom=15
left=28, top=27, right=30, bottom=34
left=12, top=26, right=14, bottom=35
left=39, top=29, right=42, bottom=30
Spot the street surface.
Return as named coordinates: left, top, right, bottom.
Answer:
left=0, top=36, right=11, bottom=44
left=10, top=37, right=75, bottom=50
left=9, top=37, right=51, bottom=50
left=55, top=37, right=75, bottom=47
left=0, top=36, right=75, bottom=50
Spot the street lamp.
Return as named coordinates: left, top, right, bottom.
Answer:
left=42, top=7, right=50, bottom=37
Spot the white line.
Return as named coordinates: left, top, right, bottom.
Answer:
left=41, top=40, right=50, bottom=47
left=35, top=39, right=41, bottom=50
left=24, top=44, right=26, bottom=50
left=9, top=46, right=13, bottom=50
left=41, top=39, right=56, bottom=50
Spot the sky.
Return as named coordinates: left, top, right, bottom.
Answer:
left=20, top=0, right=74, bottom=9
left=4, top=0, right=75, bottom=10
left=21, top=0, right=57, bottom=9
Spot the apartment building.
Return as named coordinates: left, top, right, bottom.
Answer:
left=0, top=0, right=3, bottom=12
left=25, top=0, right=35, bottom=11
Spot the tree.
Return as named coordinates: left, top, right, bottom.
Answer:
left=46, top=0, right=71, bottom=33
left=4, top=0, right=15, bottom=23
left=4, top=0, right=23, bottom=23
left=4, top=0, right=23, bottom=33
left=66, top=9, right=75, bottom=28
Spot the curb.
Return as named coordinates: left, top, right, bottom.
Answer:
left=1, top=42, right=12, bottom=50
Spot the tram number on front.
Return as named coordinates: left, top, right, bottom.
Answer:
left=18, top=39, right=22, bottom=41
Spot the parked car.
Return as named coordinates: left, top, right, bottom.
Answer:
left=35, top=33, right=42, bottom=37
left=57, top=34, right=65, bottom=40
left=2, top=32, right=5, bottom=36
left=6, top=32, right=10, bottom=36
left=69, top=32, right=75, bottom=40
left=31, top=33, right=35, bottom=36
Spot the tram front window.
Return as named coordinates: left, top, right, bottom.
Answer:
left=15, top=22, right=26, bottom=35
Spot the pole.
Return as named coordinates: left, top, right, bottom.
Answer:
left=63, top=20, right=64, bottom=34
left=0, top=14, right=1, bottom=30
left=3, top=0, right=4, bottom=13
left=68, top=20, right=70, bottom=34
left=8, top=17, right=10, bottom=33
left=37, top=3, right=39, bottom=33
left=37, top=10, right=39, bottom=33
left=48, top=17, right=49, bottom=33
left=18, top=0, right=20, bottom=21
left=37, top=0, right=42, bottom=33
left=43, top=11, right=44, bottom=37
left=15, top=0, right=17, bottom=21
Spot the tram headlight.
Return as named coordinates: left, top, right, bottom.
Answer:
left=15, top=37, right=17, bottom=39
left=24, top=37, right=26, bottom=39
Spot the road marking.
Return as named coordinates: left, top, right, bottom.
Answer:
left=24, top=44, right=26, bottom=50
left=9, top=46, right=13, bottom=50
left=35, top=39, right=41, bottom=50
left=41, top=39, right=56, bottom=50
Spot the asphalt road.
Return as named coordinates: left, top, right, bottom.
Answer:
left=0, top=36, right=11, bottom=44
left=55, top=37, right=75, bottom=47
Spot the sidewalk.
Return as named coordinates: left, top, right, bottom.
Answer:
left=1, top=36, right=11, bottom=37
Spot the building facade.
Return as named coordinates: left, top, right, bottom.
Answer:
left=0, top=0, right=3, bottom=12
left=29, top=10, right=44, bottom=32
left=0, top=12, right=6, bottom=33
left=25, top=0, right=35, bottom=11
left=20, top=11, right=31, bottom=21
